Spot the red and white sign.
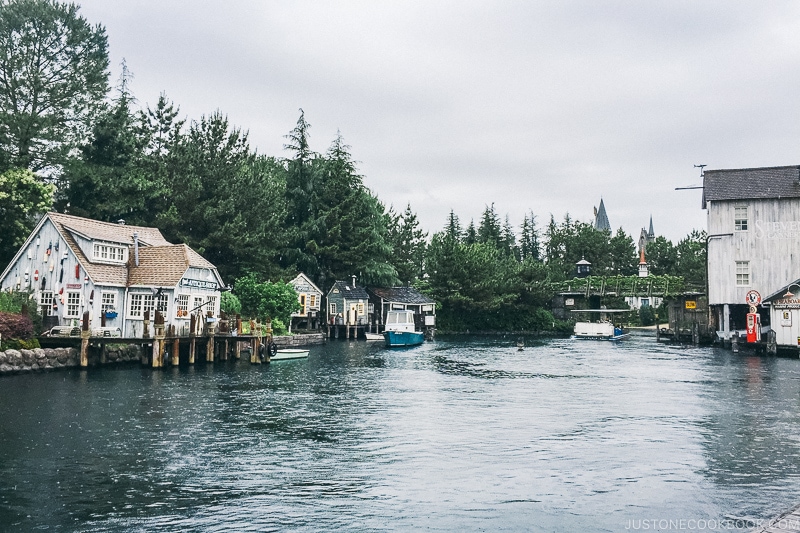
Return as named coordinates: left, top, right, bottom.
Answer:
left=746, top=290, right=761, bottom=306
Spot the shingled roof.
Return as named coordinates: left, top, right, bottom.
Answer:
left=49, top=212, right=171, bottom=246
left=128, top=244, right=217, bottom=287
left=330, top=280, right=369, bottom=299
left=47, top=213, right=219, bottom=287
left=703, top=166, right=800, bottom=207
left=369, top=286, right=435, bottom=305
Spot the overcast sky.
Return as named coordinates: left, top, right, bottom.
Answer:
left=75, top=1, right=800, bottom=243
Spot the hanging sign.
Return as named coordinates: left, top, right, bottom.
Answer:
left=180, top=278, right=218, bottom=290
left=685, top=300, right=697, bottom=309
left=745, top=290, right=761, bottom=306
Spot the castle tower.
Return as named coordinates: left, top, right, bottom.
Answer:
left=594, top=199, right=610, bottom=231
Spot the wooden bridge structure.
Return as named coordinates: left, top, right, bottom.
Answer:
left=549, top=274, right=701, bottom=298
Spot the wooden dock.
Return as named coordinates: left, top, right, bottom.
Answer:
left=42, top=310, right=277, bottom=368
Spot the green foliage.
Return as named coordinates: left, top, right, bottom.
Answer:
left=387, top=203, right=427, bottom=285
left=233, top=273, right=300, bottom=325
left=639, top=305, right=656, bottom=326
left=0, top=0, right=109, bottom=173
left=0, top=168, right=55, bottom=266
left=645, top=236, right=678, bottom=275
left=220, top=291, right=242, bottom=315
left=0, top=337, right=40, bottom=351
left=271, top=318, right=289, bottom=336
left=284, top=124, right=397, bottom=289
left=675, top=230, right=707, bottom=289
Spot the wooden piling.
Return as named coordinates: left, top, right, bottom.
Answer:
left=143, top=310, right=150, bottom=338
left=250, top=320, right=260, bottom=364
left=189, top=314, right=196, bottom=364
left=172, top=336, right=180, bottom=366
left=152, top=310, right=165, bottom=368
left=80, top=311, right=90, bottom=367
left=206, top=313, right=215, bottom=362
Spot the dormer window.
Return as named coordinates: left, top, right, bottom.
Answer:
left=93, top=242, right=127, bottom=263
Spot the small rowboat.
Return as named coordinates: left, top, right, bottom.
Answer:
left=271, top=349, right=310, bottom=361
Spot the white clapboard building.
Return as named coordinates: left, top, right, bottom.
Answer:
left=704, top=165, right=800, bottom=341
left=0, top=213, right=224, bottom=337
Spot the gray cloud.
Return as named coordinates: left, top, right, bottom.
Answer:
left=77, top=0, right=800, bottom=243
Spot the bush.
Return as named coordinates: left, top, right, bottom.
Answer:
left=271, top=318, right=289, bottom=336
left=1, top=337, right=40, bottom=350
left=220, top=291, right=242, bottom=315
left=0, top=291, right=43, bottom=334
left=639, top=305, right=656, bottom=326
left=0, top=311, right=35, bottom=349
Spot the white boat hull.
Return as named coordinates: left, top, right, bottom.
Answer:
left=572, top=321, right=629, bottom=341
left=271, top=349, right=309, bottom=360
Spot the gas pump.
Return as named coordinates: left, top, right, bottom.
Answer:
left=746, top=311, right=760, bottom=343
left=745, top=292, right=762, bottom=344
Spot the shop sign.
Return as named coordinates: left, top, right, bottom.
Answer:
left=685, top=300, right=696, bottom=309
left=180, top=278, right=217, bottom=290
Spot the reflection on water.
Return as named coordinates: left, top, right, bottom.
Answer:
left=2, top=333, right=800, bottom=531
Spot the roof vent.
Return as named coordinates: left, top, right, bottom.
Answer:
left=117, top=219, right=126, bottom=225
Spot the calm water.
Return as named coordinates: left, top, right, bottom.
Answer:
left=3, top=333, right=800, bottom=532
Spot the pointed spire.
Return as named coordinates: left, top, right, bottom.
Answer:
left=648, top=215, right=654, bottom=238
left=594, top=198, right=610, bottom=231
left=639, top=247, right=646, bottom=265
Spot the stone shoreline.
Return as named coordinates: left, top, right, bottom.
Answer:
left=0, top=332, right=327, bottom=375
left=0, top=345, right=142, bottom=374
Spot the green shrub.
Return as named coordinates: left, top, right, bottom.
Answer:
left=271, top=318, right=289, bottom=336
left=1, top=338, right=40, bottom=351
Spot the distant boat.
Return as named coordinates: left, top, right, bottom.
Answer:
left=572, top=321, right=629, bottom=341
left=383, top=310, right=424, bottom=347
left=570, top=309, right=631, bottom=341
left=271, top=348, right=310, bottom=360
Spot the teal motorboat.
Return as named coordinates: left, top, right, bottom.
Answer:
left=383, top=310, right=424, bottom=347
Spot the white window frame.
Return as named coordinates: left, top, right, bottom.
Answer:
left=206, top=295, right=217, bottom=317
left=92, top=242, right=127, bottom=263
left=734, top=206, right=748, bottom=232
left=329, top=302, right=337, bottom=315
left=176, top=294, right=189, bottom=318
left=101, top=291, right=117, bottom=313
left=65, top=291, right=81, bottom=318
left=736, top=261, right=750, bottom=286
left=40, top=291, right=54, bottom=316
left=357, top=303, right=365, bottom=315
left=309, top=294, right=317, bottom=309
left=129, top=293, right=145, bottom=319
left=193, top=296, right=205, bottom=315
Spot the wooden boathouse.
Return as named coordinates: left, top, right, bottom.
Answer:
left=325, top=276, right=370, bottom=339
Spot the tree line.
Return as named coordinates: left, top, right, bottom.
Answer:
left=0, top=0, right=706, bottom=332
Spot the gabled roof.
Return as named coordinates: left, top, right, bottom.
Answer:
left=368, top=286, right=435, bottom=305
left=764, top=279, right=800, bottom=303
left=289, top=273, right=322, bottom=294
left=328, top=280, right=369, bottom=299
left=702, top=165, right=800, bottom=207
left=128, top=244, right=219, bottom=287
left=49, top=212, right=171, bottom=246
